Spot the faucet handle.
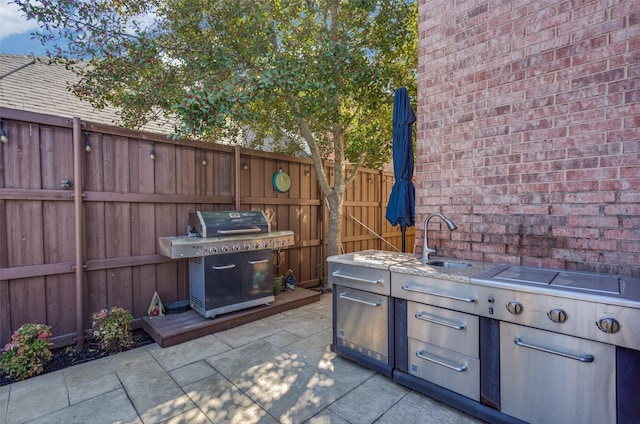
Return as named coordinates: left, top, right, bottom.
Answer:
left=421, top=245, right=437, bottom=264
left=425, top=245, right=437, bottom=254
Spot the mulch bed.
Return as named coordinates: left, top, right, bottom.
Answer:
left=0, top=329, right=154, bottom=387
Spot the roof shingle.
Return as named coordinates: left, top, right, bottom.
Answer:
left=0, top=54, right=174, bottom=135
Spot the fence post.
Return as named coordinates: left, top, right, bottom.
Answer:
left=234, top=145, right=241, bottom=210
left=72, top=117, right=85, bottom=349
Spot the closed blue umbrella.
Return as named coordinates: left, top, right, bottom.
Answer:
left=385, top=87, right=416, bottom=252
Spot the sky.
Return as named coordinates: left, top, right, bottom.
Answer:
left=0, top=1, right=52, bottom=56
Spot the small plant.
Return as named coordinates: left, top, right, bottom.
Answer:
left=91, top=306, right=134, bottom=353
left=0, top=323, right=53, bottom=381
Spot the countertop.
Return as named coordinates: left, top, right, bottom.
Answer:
left=326, top=250, right=420, bottom=269
left=327, top=249, right=500, bottom=283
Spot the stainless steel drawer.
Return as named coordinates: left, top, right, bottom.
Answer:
left=391, top=272, right=479, bottom=313
left=408, top=337, right=480, bottom=401
left=407, top=301, right=479, bottom=358
left=335, top=286, right=390, bottom=363
left=329, top=263, right=391, bottom=296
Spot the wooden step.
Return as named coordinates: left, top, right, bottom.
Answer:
left=141, top=287, right=321, bottom=347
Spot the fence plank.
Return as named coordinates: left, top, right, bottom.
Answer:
left=9, top=277, right=47, bottom=331
left=45, top=275, right=76, bottom=336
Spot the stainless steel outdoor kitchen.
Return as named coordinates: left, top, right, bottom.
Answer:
left=159, top=211, right=294, bottom=318
left=328, top=249, right=640, bottom=424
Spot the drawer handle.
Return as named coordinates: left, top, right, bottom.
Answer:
left=415, top=312, right=466, bottom=330
left=416, top=350, right=467, bottom=372
left=513, top=337, right=594, bottom=363
left=248, top=259, right=268, bottom=265
left=332, top=271, right=383, bottom=285
left=402, top=284, right=476, bottom=303
left=338, top=292, right=383, bottom=307
left=212, top=264, right=236, bottom=270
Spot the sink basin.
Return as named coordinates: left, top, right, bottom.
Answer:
left=427, top=260, right=472, bottom=269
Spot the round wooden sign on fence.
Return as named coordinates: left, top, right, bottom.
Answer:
left=273, top=169, right=291, bottom=193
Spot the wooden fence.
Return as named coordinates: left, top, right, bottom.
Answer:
left=0, top=107, right=414, bottom=348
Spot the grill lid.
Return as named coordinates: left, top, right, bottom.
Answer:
left=188, top=211, right=271, bottom=238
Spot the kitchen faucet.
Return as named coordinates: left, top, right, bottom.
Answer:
left=422, top=213, right=457, bottom=264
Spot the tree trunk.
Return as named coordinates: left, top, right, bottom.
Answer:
left=326, top=191, right=344, bottom=257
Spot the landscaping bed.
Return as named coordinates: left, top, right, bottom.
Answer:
left=0, top=329, right=154, bottom=386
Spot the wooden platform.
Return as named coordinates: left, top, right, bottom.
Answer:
left=141, top=287, right=321, bottom=347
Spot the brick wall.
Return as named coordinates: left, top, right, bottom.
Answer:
left=416, top=0, right=639, bottom=276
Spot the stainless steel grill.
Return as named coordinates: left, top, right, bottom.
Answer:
left=159, top=211, right=294, bottom=318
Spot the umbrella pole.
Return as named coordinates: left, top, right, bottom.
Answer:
left=401, top=225, right=406, bottom=252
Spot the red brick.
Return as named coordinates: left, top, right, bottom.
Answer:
left=551, top=180, right=599, bottom=193
left=551, top=157, right=599, bottom=171
left=600, top=153, right=640, bottom=167
left=605, top=228, right=640, bottom=241
left=520, top=193, right=564, bottom=204
left=568, top=118, right=621, bottom=136
left=472, top=242, right=507, bottom=254
left=564, top=191, right=616, bottom=204
left=567, top=215, right=620, bottom=228
left=521, top=257, right=567, bottom=269
left=608, top=129, right=640, bottom=143
left=602, top=252, right=640, bottom=268
left=520, top=172, right=561, bottom=184
left=551, top=248, right=587, bottom=262
left=512, top=245, right=551, bottom=258
left=599, top=180, right=624, bottom=191
left=605, top=203, right=640, bottom=216
left=552, top=227, right=599, bottom=239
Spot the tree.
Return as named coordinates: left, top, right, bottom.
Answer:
left=16, top=0, right=417, bottom=256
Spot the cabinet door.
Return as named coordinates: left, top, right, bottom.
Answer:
left=335, top=286, right=389, bottom=363
left=242, top=249, right=272, bottom=301
left=202, top=254, right=243, bottom=309
left=500, top=323, right=616, bottom=424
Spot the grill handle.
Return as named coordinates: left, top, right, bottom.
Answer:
left=338, top=292, right=383, bottom=307
left=402, top=283, right=477, bottom=303
left=331, top=271, right=383, bottom=285
left=415, top=311, right=466, bottom=330
left=211, top=264, right=236, bottom=270
left=416, top=350, right=468, bottom=372
left=217, top=227, right=262, bottom=235
left=514, top=337, right=595, bottom=363
left=248, top=259, right=268, bottom=265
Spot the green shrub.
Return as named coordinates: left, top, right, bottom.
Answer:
left=1, top=323, right=53, bottom=381
left=91, top=306, right=134, bottom=352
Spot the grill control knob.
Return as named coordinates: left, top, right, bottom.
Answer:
left=209, top=247, right=217, bottom=254
left=221, top=246, right=229, bottom=252
left=547, top=308, right=568, bottom=323
left=596, top=317, right=620, bottom=334
left=506, top=301, right=524, bottom=315
left=232, top=244, right=239, bottom=251
left=263, top=241, right=270, bottom=248
left=243, top=243, right=250, bottom=250
left=253, top=242, right=260, bottom=249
